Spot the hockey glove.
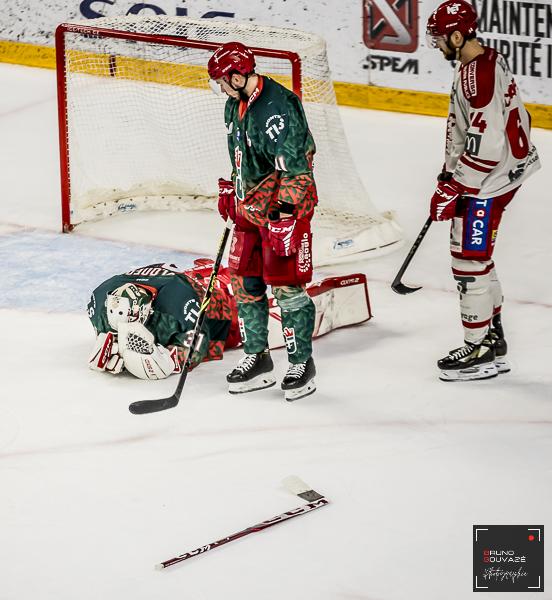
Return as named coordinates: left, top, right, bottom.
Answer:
left=267, top=215, right=301, bottom=257
left=218, top=178, right=236, bottom=222
left=430, top=178, right=468, bottom=221
left=118, top=322, right=178, bottom=380
left=88, top=331, right=124, bottom=374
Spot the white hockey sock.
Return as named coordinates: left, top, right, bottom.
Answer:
left=452, top=259, right=494, bottom=344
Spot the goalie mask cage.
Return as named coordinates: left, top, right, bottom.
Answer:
left=56, top=16, right=403, bottom=265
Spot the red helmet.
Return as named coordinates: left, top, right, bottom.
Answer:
left=426, top=0, right=478, bottom=40
left=207, top=42, right=256, bottom=80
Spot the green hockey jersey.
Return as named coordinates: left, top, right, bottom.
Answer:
left=88, top=263, right=232, bottom=364
left=224, top=76, right=317, bottom=217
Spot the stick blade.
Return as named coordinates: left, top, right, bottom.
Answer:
left=283, top=476, right=324, bottom=501
left=128, top=395, right=179, bottom=415
left=391, top=281, right=423, bottom=295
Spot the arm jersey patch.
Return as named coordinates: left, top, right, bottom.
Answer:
left=461, top=48, right=496, bottom=109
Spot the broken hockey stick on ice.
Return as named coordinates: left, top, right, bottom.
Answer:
left=391, top=216, right=432, bottom=295
left=155, top=477, right=329, bottom=569
left=128, top=217, right=233, bottom=415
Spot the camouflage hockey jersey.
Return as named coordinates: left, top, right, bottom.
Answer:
left=88, top=263, right=235, bottom=366
left=224, top=76, right=318, bottom=225
left=445, top=46, right=540, bottom=198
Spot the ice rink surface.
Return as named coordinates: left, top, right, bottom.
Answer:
left=1, top=62, right=551, bottom=599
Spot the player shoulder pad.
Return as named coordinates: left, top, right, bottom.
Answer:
left=460, top=47, right=497, bottom=109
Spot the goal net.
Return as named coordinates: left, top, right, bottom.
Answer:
left=56, top=16, right=403, bottom=265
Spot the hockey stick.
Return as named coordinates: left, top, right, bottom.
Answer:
left=155, top=476, right=329, bottom=569
left=128, top=217, right=233, bottom=415
left=391, top=216, right=432, bottom=295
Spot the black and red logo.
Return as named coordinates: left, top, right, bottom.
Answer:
left=363, top=0, right=419, bottom=53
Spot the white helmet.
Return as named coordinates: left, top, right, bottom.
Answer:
left=106, top=283, right=153, bottom=330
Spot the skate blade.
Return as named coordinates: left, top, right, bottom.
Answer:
left=228, top=373, right=276, bottom=394
left=284, top=379, right=316, bottom=402
left=439, top=363, right=498, bottom=382
left=495, top=357, right=510, bottom=374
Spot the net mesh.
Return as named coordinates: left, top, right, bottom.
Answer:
left=59, top=16, right=402, bottom=262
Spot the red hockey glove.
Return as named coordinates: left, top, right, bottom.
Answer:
left=218, top=178, right=236, bottom=222
left=267, top=216, right=310, bottom=257
left=430, top=178, right=466, bottom=221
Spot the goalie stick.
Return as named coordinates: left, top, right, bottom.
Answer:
left=155, top=476, right=329, bottom=569
left=128, top=217, right=233, bottom=415
left=391, top=216, right=432, bottom=295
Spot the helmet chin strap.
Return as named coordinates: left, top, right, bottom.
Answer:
left=229, top=73, right=250, bottom=100
left=445, top=34, right=467, bottom=62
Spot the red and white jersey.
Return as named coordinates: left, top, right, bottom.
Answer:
left=445, top=46, right=540, bottom=198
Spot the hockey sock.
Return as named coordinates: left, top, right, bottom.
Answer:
left=237, top=297, right=269, bottom=354
left=452, top=259, right=494, bottom=345
left=274, top=287, right=315, bottom=364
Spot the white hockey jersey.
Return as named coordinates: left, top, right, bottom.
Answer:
left=445, top=46, right=540, bottom=198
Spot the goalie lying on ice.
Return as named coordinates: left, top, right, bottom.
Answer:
left=87, top=260, right=372, bottom=380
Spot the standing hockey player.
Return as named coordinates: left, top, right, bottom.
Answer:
left=426, top=0, right=540, bottom=381
left=207, top=42, right=318, bottom=401
left=87, top=262, right=240, bottom=379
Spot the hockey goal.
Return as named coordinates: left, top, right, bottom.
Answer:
left=56, top=16, right=403, bottom=265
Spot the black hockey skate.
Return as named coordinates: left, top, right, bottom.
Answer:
left=227, top=349, right=276, bottom=394
left=281, top=357, right=316, bottom=401
left=438, top=339, right=497, bottom=382
left=488, top=313, right=510, bottom=374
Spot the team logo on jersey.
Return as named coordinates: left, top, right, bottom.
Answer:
left=465, top=132, right=483, bottom=155
left=265, top=114, right=286, bottom=141
left=363, top=0, right=418, bottom=53
left=283, top=326, right=297, bottom=355
left=183, top=298, right=201, bottom=324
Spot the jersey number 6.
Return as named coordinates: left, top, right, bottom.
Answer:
left=506, top=107, right=529, bottom=160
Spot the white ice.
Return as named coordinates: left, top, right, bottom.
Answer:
left=1, top=62, right=551, bottom=600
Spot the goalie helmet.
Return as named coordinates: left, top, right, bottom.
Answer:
left=426, top=1, right=478, bottom=47
left=207, top=42, right=256, bottom=81
left=106, top=283, right=153, bottom=330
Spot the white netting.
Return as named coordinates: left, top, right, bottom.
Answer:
left=58, top=16, right=402, bottom=264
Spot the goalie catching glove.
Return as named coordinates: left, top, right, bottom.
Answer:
left=116, top=321, right=180, bottom=380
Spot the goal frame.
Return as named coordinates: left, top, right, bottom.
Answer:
left=55, top=22, right=302, bottom=232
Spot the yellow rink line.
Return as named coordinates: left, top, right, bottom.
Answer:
left=1, top=38, right=550, bottom=129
